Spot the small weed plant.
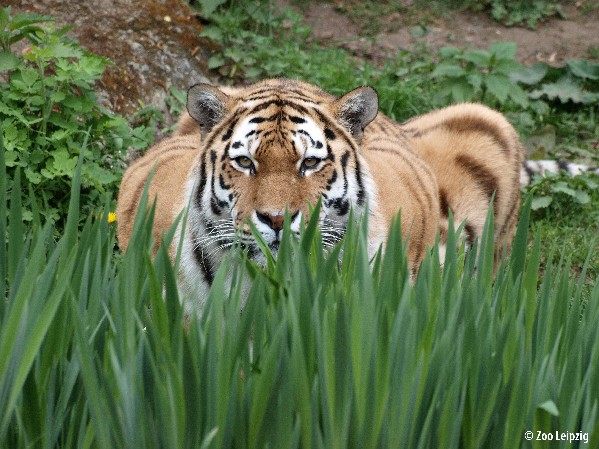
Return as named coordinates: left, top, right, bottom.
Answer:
left=0, top=7, right=151, bottom=225
left=430, top=42, right=529, bottom=107
left=458, top=0, right=565, bottom=28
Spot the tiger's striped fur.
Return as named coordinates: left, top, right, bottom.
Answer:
left=400, top=104, right=524, bottom=263
left=520, top=160, right=599, bottom=185
left=116, top=78, right=523, bottom=313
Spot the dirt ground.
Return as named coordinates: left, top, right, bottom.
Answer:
left=304, top=2, right=599, bottom=66
left=8, top=0, right=599, bottom=115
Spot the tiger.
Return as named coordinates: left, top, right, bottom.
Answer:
left=520, top=160, right=599, bottom=185
left=116, top=78, right=524, bottom=313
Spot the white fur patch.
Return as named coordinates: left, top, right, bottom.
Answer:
left=292, top=117, right=328, bottom=164
left=230, top=118, right=261, bottom=161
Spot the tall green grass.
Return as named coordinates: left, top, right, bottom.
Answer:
left=1, top=135, right=598, bottom=448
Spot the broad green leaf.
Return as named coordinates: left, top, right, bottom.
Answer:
left=198, top=0, right=227, bottom=17
left=489, top=41, right=517, bottom=60
left=431, top=63, right=466, bottom=78
left=9, top=13, right=54, bottom=30
left=567, top=59, right=599, bottom=80
left=51, top=148, right=78, bottom=176
left=461, top=50, right=490, bottom=67
left=485, top=73, right=510, bottom=104
left=530, top=78, right=594, bottom=104
left=439, top=46, right=461, bottom=58
left=0, top=7, right=9, bottom=30
left=467, top=72, right=483, bottom=90
left=574, top=190, right=591, bottom=204
left=551, top=182, right=577, bottom=197
left=207, top=55, right=225, bottom=69
left=0, top=50, right=19, bottom=71
left=493, top=58, right=523, bottom=75
left=200, top=26, right=223, bottom=41
left=508, top=84, right=530, bottom=108
left=509, top=62, right=548, bottom=85
left=451, top=80, right=474, bottom=102
left=531, top=196, right=552, bottom=210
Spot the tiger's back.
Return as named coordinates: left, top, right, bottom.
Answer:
left=401, top=104, right=524, bottom=259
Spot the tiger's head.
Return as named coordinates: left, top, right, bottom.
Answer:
left=186, top=79, right=378, bottom=263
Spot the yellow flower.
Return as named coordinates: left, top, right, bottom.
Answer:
left=107, top=212, right=117, bottom=224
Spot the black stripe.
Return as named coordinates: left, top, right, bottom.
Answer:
left=439, top=188, right=449, bottom=217
left=290, top=115, right=306, bottom=123
left=219, top=174, right=231, bottom=190
left=222, top=128, right=233, bottom=141
left=524, top=162, right=535, bottom=180
left=192, top=225, right=215, bottom=285
left=195, top=152, right=208, bottom=209
left=326, top=169, right=338, bottom=190
left=332, top=198, right=350, bottom=216
left=340, top=151, right=350, bottom=196
left=558, top=160, right=570, bottom=171
left=210, top=196, right=224, bottom=215
left=324, top=128, right=336, bottom=140
left=464, top=222, right=477, bottom=247
left=340, top=151, right=350, bottom=168
left=220, top=143, right=230, bottom=162
left=326, top=144, right=335, bottom=162
left=455, top=154, right=499, bottom=204
left=298, top=129, right=315, bottom=146
left=354, top=154, right=366, bottom=207
left=203, top=110, right=244, bottom=151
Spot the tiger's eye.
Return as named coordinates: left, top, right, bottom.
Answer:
left=234, top=156, right=254, bottom=169
left=302, top=157, right=320, bottom=169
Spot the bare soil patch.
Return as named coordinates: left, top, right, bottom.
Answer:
left=303, top=3, right=599, bottom=66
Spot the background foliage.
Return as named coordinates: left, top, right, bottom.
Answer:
left=0, top=8, right=153, bottom=225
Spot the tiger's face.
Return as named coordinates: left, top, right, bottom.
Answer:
left=186, top=79, right=378, bottom=261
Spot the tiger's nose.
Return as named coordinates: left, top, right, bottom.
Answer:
left=255, top=211, right=298, bottom=232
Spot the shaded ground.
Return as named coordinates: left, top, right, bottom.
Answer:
left=9, top=0, right=599, bottom=115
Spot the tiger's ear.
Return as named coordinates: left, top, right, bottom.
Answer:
left=334, top=86, right=378, bottom=140
left=187, top=83, right=230, bottom=136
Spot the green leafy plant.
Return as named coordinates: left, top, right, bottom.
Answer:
left=196, top=0, right=311, bottom=80
left=512, top=59, right=599, bottom=105
left=417, top=0, right=564, bottom=29
left=0, top=7, right=150, bottom=224
left=486, top=0, right=564, bottom=28
left=431, top=42, right=529, bottom=107
left=527, top=170, right=598, bottom=214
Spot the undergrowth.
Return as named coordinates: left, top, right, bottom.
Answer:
left=0, top=7, right=153, bottom=227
